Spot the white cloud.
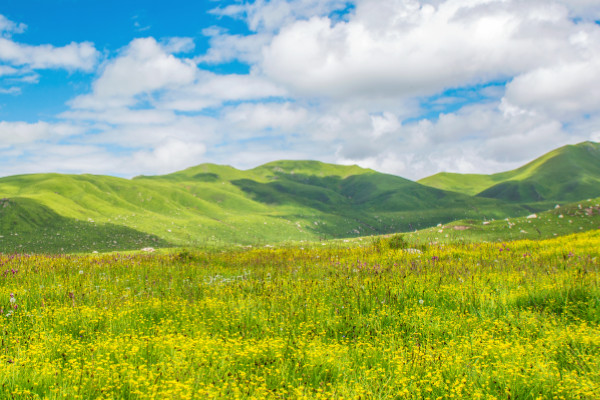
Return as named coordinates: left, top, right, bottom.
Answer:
left=71, top=37, right=285, bottom=113
left=61, top=108, right=178, bottom=126
left=72, top=38, right=196, bottom=110
left=196, top=32, right=271, bottom=64
left=0, top=14, right=98, bottom=97
left=0, top=65, right=19, bottom=76
left=130, top=139, right=207, bottom=174
left=4, top=2, right=600, bottom=181
left=161, top=72, right=287, bottom=111
left=557, top=0, right=600, bottom=19
left=161, top=37, right=196, bottom=54
left=0, top=15, right=26, bottom=37
left=504, top=59, right=600, bottom=119
left=259, top=0, right=589, bottom=98
left=0, top=121, right=81, bottom=146
left=371, top=112, right=400, bottom=138
left=222, top=102, right=307, bottom=132
left=0, top=87, right=20, bottom=94
left=0, top=38, right=98, bottom=71
left=211, top=0, right=349, bottom=32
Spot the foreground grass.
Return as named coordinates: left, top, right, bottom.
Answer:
left=0, top=231, right=599, bottom=399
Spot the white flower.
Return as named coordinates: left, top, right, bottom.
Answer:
left=419, top=299, right=424, bottom=305
left=79, top=270, right=84, bottom=274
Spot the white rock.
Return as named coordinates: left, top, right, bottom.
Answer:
left=405, top=248, right=422, bottom=254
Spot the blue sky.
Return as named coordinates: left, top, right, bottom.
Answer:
left=1, top=0, right=599, bottom=179
left=0, top=1, right=240, bottom=120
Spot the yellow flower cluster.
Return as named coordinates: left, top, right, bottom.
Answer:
left=0, top=230, right=597, bottom=398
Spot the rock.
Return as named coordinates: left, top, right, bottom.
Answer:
left=404, top=248, right=422, bottom=254
left=453, top=226, right=469, bottom=231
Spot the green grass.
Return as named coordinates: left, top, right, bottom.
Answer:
left=373, top=197, right=600, bottom=248
left=0, top=197, right=171, bottom=253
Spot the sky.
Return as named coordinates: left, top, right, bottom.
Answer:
left=0, top=0, right=599, bottom=180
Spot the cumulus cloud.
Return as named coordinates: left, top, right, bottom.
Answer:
left=72, top=38, right=197, bottom=109
left=72, top=37, right=285, bottom=112
left=333, top=101, right=588, bottom=179
left=504, top=60, right=600, bottom=119
left=258, top=0, right=589, bottom=98
left=3, top=2, right=600, bottom=179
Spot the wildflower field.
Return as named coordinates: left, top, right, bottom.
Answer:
left=1, top=230, right=599, bottom=399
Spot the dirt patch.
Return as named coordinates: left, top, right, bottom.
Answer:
left=453, top=225, right=470, bottom=231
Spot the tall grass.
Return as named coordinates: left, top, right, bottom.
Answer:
left=0, top=231, right=598, bottom=398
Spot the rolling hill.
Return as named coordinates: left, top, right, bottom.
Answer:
left=0, top=141, right=597, bottom=253
left=418, top=141, right=600, bottom=205
left=0, top=161, right=529, bottom=252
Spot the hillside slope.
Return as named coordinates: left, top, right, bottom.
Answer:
left=0, top=160, right=531, bottom=251
left=418, top=141, right=600, bottom=204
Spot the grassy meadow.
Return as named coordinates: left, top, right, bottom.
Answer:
left=0, top=229, right=598, bottom=399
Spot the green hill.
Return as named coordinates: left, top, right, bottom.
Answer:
left=0, top=197, right=170, bottom=253
left=418, top=141, right=600, bottom=205
left=0, top=160, right=532, bottom=252
left=2, top=141, right=598, bottom=253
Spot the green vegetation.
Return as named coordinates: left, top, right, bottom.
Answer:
left=0, top=145, right=598, bottom=398
left=0, top=142, right=598, bottom=253
left=0, top=161, right=529, bottom=253
left=419, top=141, right=600, bottom=204
left=0, top=231, right=598, bottom=398
left=402, top=197, right=600, bottom=245
left=0, top=197, right=170, bottom=253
